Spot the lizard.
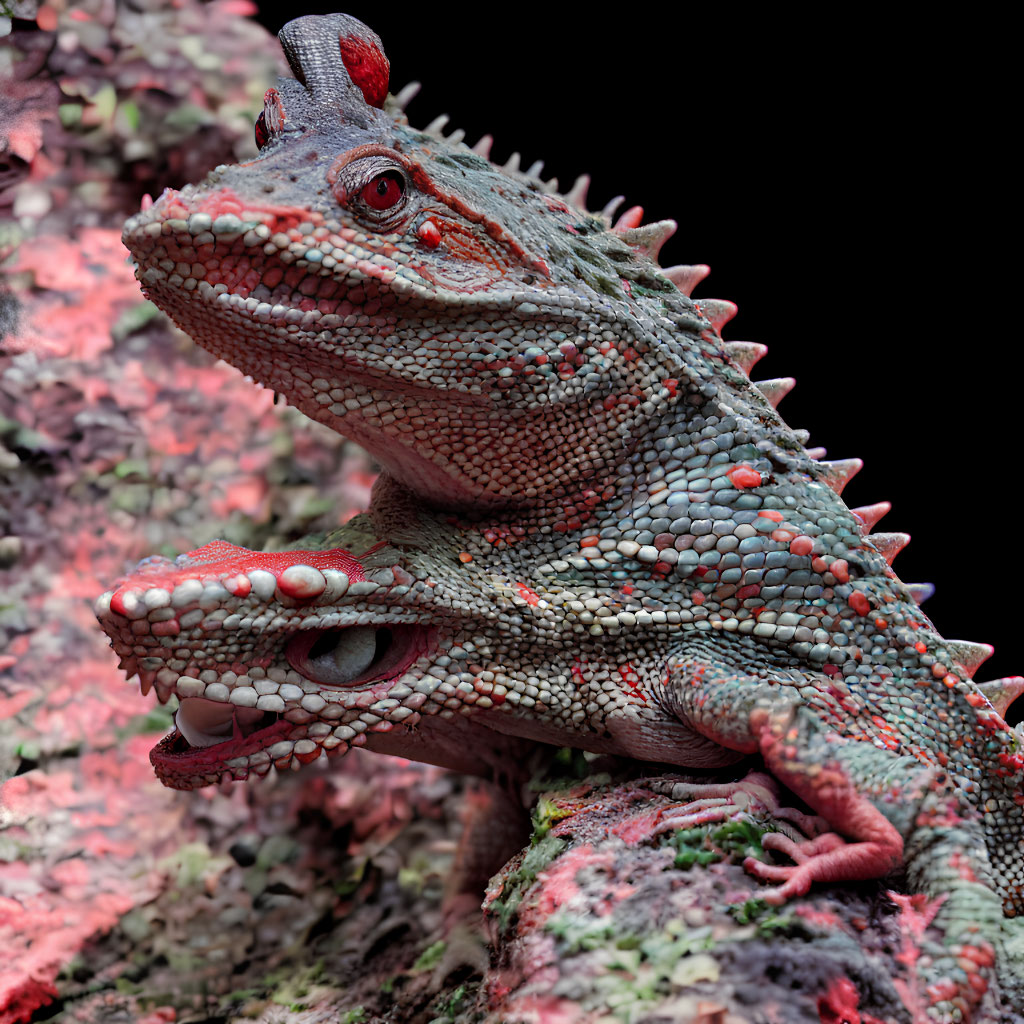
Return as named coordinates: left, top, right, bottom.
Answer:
left=96, top=12, right=1024, bottom=1019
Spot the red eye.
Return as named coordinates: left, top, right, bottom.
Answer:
left=254, top=111, right=268, bottom=149
left=360, top=171, right=404, bottom=211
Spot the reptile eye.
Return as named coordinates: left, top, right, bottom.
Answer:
left=360, top=171, right=404, bottom=211
left=285, top=623, right=429, bottom=687
left=254, top=111, right=268, bottom=149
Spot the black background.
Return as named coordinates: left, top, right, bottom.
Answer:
left=250, top=5, right=1017, bottom=704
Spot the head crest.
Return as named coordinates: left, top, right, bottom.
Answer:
left=278, top=14, right=390, bottom=119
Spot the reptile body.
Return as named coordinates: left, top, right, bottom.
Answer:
left=96, top=14, right=1024, bottom=1019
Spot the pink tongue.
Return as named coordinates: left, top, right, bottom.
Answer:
left=175, top=697, right=266, bottom=748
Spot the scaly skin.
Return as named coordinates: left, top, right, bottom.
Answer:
left=98, top=13, right=1024, bottom=1019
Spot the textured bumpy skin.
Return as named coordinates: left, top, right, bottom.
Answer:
left=100, top=13, right=1024, bottom=1018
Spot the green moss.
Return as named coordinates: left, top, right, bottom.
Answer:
left=529, top=747, right=603, bottom=794
left=427, top=983, right=472, bottom=1024
left=58, top=103, right=82, bottom=127
left=332, top=856, right=368, bottom=897
left=117, top=98, right=141, bottom=133
left=225, top=988, right=263, bottom=1002
left=299, top=494, right=336, bottom=518
left=546, top=911, right=617, bottom=953
left=412, top=939, right=446, bottom=972
left=255, top=833, right=299, bottom=868
left=530, top=795, right=573, bottom=841
left=667, top=826, right=723, bottom=869
left=727, top=896, right=772, bottom=925
left=268, top=960, right=325, bottom=1009
left=14, top=740, right=40, bottom=763
left=117, top=908, right=152, bottom=943
left=489, top=833, right=567, bottom=934
left=663, top=815, right=769, bottom=870
left=112, top=458, right=151, bottom=480
left=157, top=841, right=235, bottom=901
left=116, top=704, right=175, bottom=739
left=543, top=911, right=719, bottom=1021
left=112, top=300, right=162, bottom=340
left=711, top=817, right=768, bottom=859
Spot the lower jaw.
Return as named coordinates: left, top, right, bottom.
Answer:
left=149, top=715, right=293, bottom=790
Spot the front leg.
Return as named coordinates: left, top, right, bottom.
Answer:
left=661, top=655, right=1016, bottom=1019
left=744, top=701, right=912, bottom=902
left=663, top=656, right=916, bottom=900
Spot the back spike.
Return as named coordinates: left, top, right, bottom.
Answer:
left=976, top=676, right=1024, bottom=718
left=601, top=195, right=625, bottom=224
left=526, top=159, right=545, bottom=179
left=805, top=446, right=827, bottom=460
left=472, top=134, right=493, bottom=158
left=695, top=298, right=738, bottom=334
left=869, top=531, right=910, bottom=565
left=906, top=582, right=935, bottom=604
left=943, top=639, right=994, bottom=678
left=850, top=501, right=891, bottom=534
left=564, top=174, right=590, bottom=211
left=663, top=264, right=710, bottom=297
left=617, top=220, right=678, bottom=263
left=423, top=113, right=449, bottom=136
left=391, top=81, right=420, bottom=111
left=723, top=340, right=767, bottom=375
left=613, top=205, right=645, bottom=231
left=502, top=151, right=521, bottom=174
left=447, top=128, right=465, bottom=145
left=817, top=458, right=863, bottom=495
left=753, top=377, right=795, bottom=409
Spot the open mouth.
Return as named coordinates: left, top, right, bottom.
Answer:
left=175, top=699, right=281, bottom=749
left=146, top=623, right=436, bottom=784
left=151, top=699, right=291, bottom=769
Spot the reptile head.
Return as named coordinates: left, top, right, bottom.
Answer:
left=121, top=13, right=720, bottom=511
left=95, top=525, right=735, bottom=790
left=95, top=537, right=442, bottom=789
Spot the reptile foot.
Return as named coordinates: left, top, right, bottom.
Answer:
left=743, top=832, right=851, bottom=904
left=644, top=770, right=828, bottom=844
